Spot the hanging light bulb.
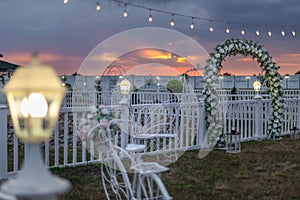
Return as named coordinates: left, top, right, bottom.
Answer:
left=268, top=30, right=272, bottom=37
left=64, top=0, right=68, bottom=4
left=241, top=25, right=245, bottom=35
left=148, top=9, right=153, bottom=22
left=256, top=28, right=260, bottom=36
left=292, top=26, right=296, bottom=36
left=170, top=14, right=175, bottom=27
left=190, top=18, right=194, bottom=29
left=268, top=27, right=272, bottom=37
left=96, top=2, right=101, bottom=11
left=123, top=4, right=128, bottom=18
left=225, top=24, right=230, bottom=34
left=209, top=21, right=214, bottom=32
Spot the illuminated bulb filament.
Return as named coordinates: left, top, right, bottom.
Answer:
left=21, top=93, right=48, bottom=118
left=148, top=15, right=153, bottom=22
left=170, top=19, right=175, bottom=27
left=209, top=26, right=214, bottom=32
left=190, top=22, right=194, bottom=29
left=123, top=9, right=128, bottom=17
left=268, top=31, right=272, bottom=37
left=256, top=30, right=260, bottom=36
left=226, top=27, right=230, bottom=34
left=96, top=2, right=101, bottom=11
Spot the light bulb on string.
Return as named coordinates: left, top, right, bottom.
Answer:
left=281, top=27, right=285, bottom=36
left=190, top=18, right=194, bottom=29
left=255, top=28, right=260, bottom=36
left=292, top=26, right=296, bottom=36
left=209, top=21, right=214, bottom=32
left=123, top=4, right=128, bottom=18
left=170, top=14, right=175, bottom=27
left=96, top=2, right=101, bottom=11
left=268, top=27, right=272, bottom=37
left=241, top=25, right=245, bottom=35
left=148, top=9, right=153, bottom=22
left=225, top=24, right=230, bottom=34
left=64, top=0, right=68, bottom=4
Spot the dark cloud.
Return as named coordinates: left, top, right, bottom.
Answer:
left=0, top=0, right=299, bottom=74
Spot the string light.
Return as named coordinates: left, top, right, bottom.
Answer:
left=63, top=0, right=297, bottom=38
left=170, top=14, right=175, bottom=27
left=281, top=27, right=285, bottom=36
left=96, top=2, right=101, bottom=11
left=292, top=26, right=296, bottom=36
left=241, top=25, right=245, bottom=35
left=209, top=21, right=214, bottom=32
left=255, top=27, right=260, bottom=36
left=123, top=4, right=128, bottom=18
left=190, top=18, right=194, bottom=29
left=148, top=9, right=153, bottom=22
left=268, top=27, right=272, bottom=37
left=225, top=24, right=230, bottom=34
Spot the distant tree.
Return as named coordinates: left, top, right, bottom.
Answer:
left=167, top=79, right=183, bottom=93
left=222, top=72, right=232, bottom=76
left=145, top=77, right=154, bottom=85
left=180, top=73, right=189, bottom=83
left=72, top=72, right=80, bottom=76
left=295, top=70, right=300, bottom=75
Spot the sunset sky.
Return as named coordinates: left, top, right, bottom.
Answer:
left=0, top=0, right=299, bottom=76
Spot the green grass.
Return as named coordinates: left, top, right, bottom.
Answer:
left=44, top=137, right=300, bottom=199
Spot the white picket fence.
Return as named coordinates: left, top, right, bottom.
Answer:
left=0, top=94, right=299, bottom=179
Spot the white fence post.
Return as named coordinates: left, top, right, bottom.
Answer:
left=0, top=107, right=8, bottom=179
left=254, top=97, right=262, bottom=139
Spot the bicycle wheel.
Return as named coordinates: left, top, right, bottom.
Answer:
left=136, top=173, right=172, bottom=200
left=101, top=149, right=134, bottom=200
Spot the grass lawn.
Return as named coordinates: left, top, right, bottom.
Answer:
left=51, top=137, right=300, bottom=199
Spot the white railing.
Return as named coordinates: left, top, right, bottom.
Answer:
left=0, top=97, right=299, bottom=179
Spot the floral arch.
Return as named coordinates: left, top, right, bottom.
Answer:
left=204, top=38, right=284, bottom=143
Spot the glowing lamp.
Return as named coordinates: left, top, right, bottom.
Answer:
left=253, top=80, right=261, bottom=99
left=3, top=58, right=65, bottom=142
left=120, top=78, right=131, bottom=95
left=253, top=80, right=261, bottom=92
left=1, top=57, right=70, bottom=199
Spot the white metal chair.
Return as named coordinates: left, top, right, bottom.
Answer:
left=117, top=104, right=180, bottom=165
left=76, top=114, right=173, bottom=200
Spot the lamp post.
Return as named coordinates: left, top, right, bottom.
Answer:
left=1, top=57, right=71, bottom=199
left=119, top=78, right=131, bottom=104
left=119, top=78, right=131, bottom=149
left=253, top=80, right=262, bottom=140
left=253, top=80, right=261, bottom=99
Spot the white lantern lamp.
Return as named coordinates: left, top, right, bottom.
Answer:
left=119, top=78, right=131, bottom=104
left=253, top=80, right=262, bottom=99
left=1, top=57, right=71, bottom=199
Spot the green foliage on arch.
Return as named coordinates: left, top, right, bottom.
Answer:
left=204, top=38, right=284, bottom=143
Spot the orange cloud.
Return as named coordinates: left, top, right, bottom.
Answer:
left=236, top=57, right=255, bottom=62
left=4, top=51, right=82, bottom=75
left=281, top=53, right=300, bottom=58
left=177, top=57, right=186, bottom=63
left=137, top=49, right=172, bottom=60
